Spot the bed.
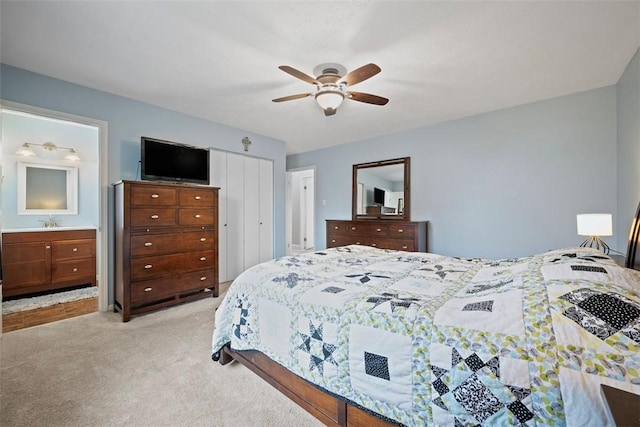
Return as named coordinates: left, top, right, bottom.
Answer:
left=211, top=210, right=640, bottom=426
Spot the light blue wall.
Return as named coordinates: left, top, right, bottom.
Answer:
left=288, top=86, right=618, bottom=259
left=1, top=64, right=287, bottom=303
left=617, top=47, right=640, bottom=251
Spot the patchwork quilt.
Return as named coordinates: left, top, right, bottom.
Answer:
left=211, top=245, right=640, bottom=426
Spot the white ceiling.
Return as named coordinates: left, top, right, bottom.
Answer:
left=2, top=1, right=639, bottom=155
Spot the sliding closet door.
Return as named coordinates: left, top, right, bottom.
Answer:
left=243, top=157, right=261, bottom=270
left=226, top=153, right=245, bottom=281
left=259, top=159, right=274, bottom=263
left=209, top=150, right=229, bottom=283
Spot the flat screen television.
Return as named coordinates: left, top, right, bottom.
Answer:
left=141, top=137, right=210, bottom=185
left=373, top=187, right=385, bottom=205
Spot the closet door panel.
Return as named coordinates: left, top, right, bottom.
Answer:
left=210, top=150, right=229, bottom=282
left=226, top=153, right=245, bottom=280
left=244, top=157, right=261, bottom=270
left=259, top=159, right=274, bottom=263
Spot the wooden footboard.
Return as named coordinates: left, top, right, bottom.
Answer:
left=220, top=344, right=398, bottom=427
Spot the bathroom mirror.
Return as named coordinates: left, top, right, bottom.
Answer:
left=17, top=161, right=78, bottom=215
left=352, top=157, right=410, bottom=220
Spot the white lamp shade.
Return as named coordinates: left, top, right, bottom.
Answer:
left=315, top=91, right=344, bottom=110
left=577, top=213, right=612, bottom=236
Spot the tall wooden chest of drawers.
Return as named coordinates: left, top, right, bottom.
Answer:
left=114, top=180, right=219, bottom=322
left=1, top=228, right=96, bottom=298
left=326, top=220, right=428, bottom=252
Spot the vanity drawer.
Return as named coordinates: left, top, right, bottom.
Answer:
left=130, top=186, right=177, bottom=206
left=130, top=208, right=177, bottom=227
left=130, top=269, right=215, bottom=304
left=52, top=258, right=96, bottom=284
left=130, top=250, right=215, bottom=280
left=131, top=231, right=215, bottom=256
left=179, top=188, right=215, bottom=206
left=52, top=239, right=96, bottom=261
left=178, top=208, right=215, bottom=226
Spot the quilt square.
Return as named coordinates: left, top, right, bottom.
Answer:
left=349, top=324, right=413, bottom=409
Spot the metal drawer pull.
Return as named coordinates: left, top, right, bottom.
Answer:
left=46, top=245, right=51, bottom=249
left=144, top=242, right=153, bottom=247
left=200, top=238, right=206, bottom=242
left=73, top=268, right=78, bottom=272
left=194, top=214, right=201, bottom=218
left=355, top=241, right=361, bottom=245
left=331, top=239, right=336, bottom=243
left=398, top=229, right=404, bottom=233
left=334, top=226, right=339, bottom=230
left=200, top=257, right=207, bottom=261
left=144, top=264, right=153, bottom=269
left=195, top=196, right=201, bottom=200
left=151, top=194, right=159, bottom=199
left=151, top=214, right=159, bottom=219
left=73, top=248, right=78, bottom=252
left=371, top=243, right=377, bottom=247
left=200, top=277, right=207, bottom=281
left=351, top=227, right=356, bottom=230
left=402, top=246, right=408, bottom=249
left=144, top=287, right=153, bottom=292
left=376, top=228, right=382, bottom=232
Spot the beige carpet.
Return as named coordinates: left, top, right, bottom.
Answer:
left=0, top=292, right=323, bottom=427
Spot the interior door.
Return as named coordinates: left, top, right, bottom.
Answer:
left=302, top=175, right=314, bottom=250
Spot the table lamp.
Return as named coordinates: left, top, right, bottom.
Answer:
left=577, top=213, right=612, bottom=254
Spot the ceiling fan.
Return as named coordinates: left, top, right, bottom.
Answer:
left=272, top=63, right=389, bottom=116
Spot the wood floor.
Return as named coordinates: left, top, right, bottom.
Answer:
left=2, top=297, right=98, bottom=333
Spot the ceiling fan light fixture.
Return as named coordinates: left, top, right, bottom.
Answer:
left=315, top=90, right=344, bottom=111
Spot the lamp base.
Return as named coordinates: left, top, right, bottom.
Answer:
left=579, top=236, right=610, bottom=254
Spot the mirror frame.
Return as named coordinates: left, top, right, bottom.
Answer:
left=352, top=157, right=410, bottom=221
left=17, top=160, right=79, bottom=215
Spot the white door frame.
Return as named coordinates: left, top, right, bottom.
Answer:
left=1, top=100, right=109, bottom=312
left=286, top=166, right=315, bottom=254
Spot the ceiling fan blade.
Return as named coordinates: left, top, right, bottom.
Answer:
left=341, top=63, right=381, bottom=86
left=278, top=65, right=319, bottom=85
left=347, top=91, right=389, bottom=106
left=324, top=108, right=337, bottom=117
left=272, top=93, right=313, bottom=102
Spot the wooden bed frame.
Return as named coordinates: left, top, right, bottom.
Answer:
left=218, top=201, right=640, bottom=427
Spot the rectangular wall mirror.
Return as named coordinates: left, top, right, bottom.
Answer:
left=352, top=157, right=410, bottom=220
left=17, top=161, right=78, bottom=215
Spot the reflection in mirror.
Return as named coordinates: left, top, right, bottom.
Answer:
left=353, top=157, right=410, bottom=220
left=17, top=161, right=78, bottom=215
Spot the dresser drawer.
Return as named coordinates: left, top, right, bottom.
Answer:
left=131, top=231, right=215, bottom=256
left=347, top=222, right=389, bottom=236
left=327, top=221, right=349, bottom=234
left=389, top=225, right=416, bottom=238
left=327, top=234, right=356, bottom=248
left=130, top=186, right=177, bottom=206
left=130, top=208, right=177, bottom=227
left=52, top=258, right=96, bottom=284
left=179, top=188, right=215, bottom=206
left=178, top=208, right=215, bottom=226
left=371, top=239, right=415, bottom=252
left=130, top=250, right=215, bottom=280
left=52, top=239, right=96, bottom=261
left=130, top=269, right=215, bottom=304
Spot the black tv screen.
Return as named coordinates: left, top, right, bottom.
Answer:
left=374, top=187, right=385, bottom=205
left=141, top=137, right=209, bottom=185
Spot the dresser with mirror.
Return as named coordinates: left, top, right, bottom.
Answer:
left=326, top=157, right=428, bottom=252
